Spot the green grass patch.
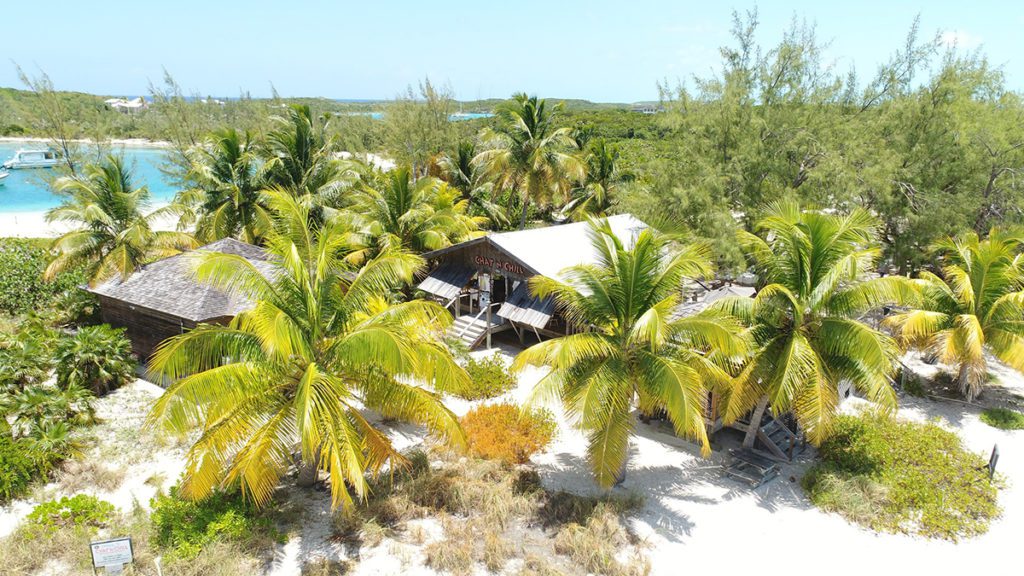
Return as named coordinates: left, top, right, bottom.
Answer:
left=803, top=410, right=999, bottom=540
left=980, top=407, right=1024, bottom=430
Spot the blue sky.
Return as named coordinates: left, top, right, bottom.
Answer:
left=3, top=1, right=1019, bottom=102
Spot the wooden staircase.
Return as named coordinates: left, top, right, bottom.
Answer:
left=735, top=412, right=804, bottom=462
left=448, top=314, right=506, bottom=349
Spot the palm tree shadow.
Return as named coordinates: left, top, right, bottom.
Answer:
left=535, top=419, right=819, bottom=544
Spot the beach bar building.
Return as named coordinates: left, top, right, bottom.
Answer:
left=88, top=238, right=274, bottom=360
left=417, top=214, right=649, bottom=349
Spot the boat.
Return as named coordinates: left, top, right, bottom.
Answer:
left=2, top=148, right=60, bottom=169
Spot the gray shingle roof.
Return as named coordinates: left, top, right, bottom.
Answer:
left=88, top=238, right=275, bottom=322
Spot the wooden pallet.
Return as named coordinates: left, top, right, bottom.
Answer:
left=723, top=449, right=780, bottom=488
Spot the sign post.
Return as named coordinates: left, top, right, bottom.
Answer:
left=90, top=537, right=133, bottom=575
left=480, top=274, right=492, bottom=349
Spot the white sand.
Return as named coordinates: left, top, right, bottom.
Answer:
left=2, top=345, right=1022, bottom=574
left=0, top=203, right=180, bottom=238
left=0, top=137, right=172, bottom=149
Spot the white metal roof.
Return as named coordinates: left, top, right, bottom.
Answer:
left=488, top=214, right=648, bottom=281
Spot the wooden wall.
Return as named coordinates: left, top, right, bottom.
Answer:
left=97, top=296, right=230, bottom=365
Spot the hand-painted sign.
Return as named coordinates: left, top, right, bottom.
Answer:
left=474, top=255, right=526, bottom=275
left=90, top=537, right=133, bottom=570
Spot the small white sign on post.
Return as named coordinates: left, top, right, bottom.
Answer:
left=90, top=537, right=133, bottom=574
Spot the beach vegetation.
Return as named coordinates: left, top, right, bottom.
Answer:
left=475, top=93, right=585, bottom=229
left=461, top=403, right=556, bottom=465
left=25, top=494, right=116, bottom=533
left=980, top=407, right=1024, bottom=430
left=803, top=410, right=999, bottom=540
left=45, top=154, right=197, bottom=286
left=886, top=228, right=1024, bottom=401
left=54, top=324, right=137, bottom=396
left=513, top=219, right=746, bottom=486
left=146, top=191, right=469, bottom=510
left=712, top=201, right=916, bottom=446
left=456, top=353, right=517, bottom=400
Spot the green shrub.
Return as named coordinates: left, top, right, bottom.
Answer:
left=980, top=407, right=1024, bottom=430
left=456, top=354, right=517, bottom=400
left=0, top=238, right=85, bottom=316
left=803, top=410, right=999, bottom=540
left=0, top=425, right=37, bottom=502
left=151, top=485, right=277, bottom=559
left=461, top=403, right=556, bottom=464
left=55, top=325, right=137, bottom=396
left=25, top=494, right=115, bottom=532
left=0, top=317, right=59, bottom=392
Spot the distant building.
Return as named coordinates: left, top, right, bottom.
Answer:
left=630, top=103, right=662, bottom=114
left=87, top=239, right=274, bottom=360
left=104, top=97, right=149, bottom=113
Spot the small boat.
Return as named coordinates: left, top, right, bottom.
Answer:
left=2, top=148, right=60, bottom=169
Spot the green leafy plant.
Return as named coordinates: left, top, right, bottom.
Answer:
left=803, top=410, right=999, bottom=540
left=980, top=407, right=1024, bottom=430
left=455, top=354, right=517, bottom=401
left=461, top=403, right=556, bottom=465
left=0, top=238, right=86, bottom=316
left=25, top=494, right=115, bottom=532
left=55, top=325, right=137, bottom=396
left=150, top=485, right=278, bottom=559
left=0, top=317, right=59, bottom=393
left=0, top=424, right=37, bottom=502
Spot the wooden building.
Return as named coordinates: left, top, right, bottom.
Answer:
left=88, top=238, right=275, bottom=360
left=417, top=214, right=649, bottom=349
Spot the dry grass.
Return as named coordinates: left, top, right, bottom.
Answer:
left=553, top=504, right=651, bottom=576
left=483, top=527, right=511, bottom=572
left=58, top=459, right=126, bottom=493
left=0, top=504, right=265, bottom=576
left=424, top=516, right=477, bottom=575
left=299, top=558, right=350, bottom=575
left=517, top=554, right=569, bottom=576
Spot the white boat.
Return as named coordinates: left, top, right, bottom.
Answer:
left=2, top=149, right=60, bottom=169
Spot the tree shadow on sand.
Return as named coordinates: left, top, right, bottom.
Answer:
left=532, top=417, right=818, bottom=545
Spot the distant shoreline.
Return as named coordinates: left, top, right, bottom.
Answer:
left=0, top=136, right=173, bottom=149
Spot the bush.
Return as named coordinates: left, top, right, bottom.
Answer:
left=455, top=354, right=517, bottom=400
left=0, top=317, right=59, bottom=393
left=25, top=494, right=115, bottom=532
left=151, top=485, right=277, bottom=559
left=980, top=407, right=1024, bottom=430
left=461, top=403, right=556, bottom=465
left=55, top=325, right=137, bottom=396
left=0, top=238, right=85, bottom=316
left=803, top=410, right=999, bottom=540
left=553, top=504, right=650, bottom=576
left=0, top=425, right=37, bottom=502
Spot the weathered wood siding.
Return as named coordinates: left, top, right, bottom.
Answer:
left=97, top=295, right=231, bottom=363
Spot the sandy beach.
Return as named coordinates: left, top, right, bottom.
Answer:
left=0, top=204, right=179, bottom=238
left=0, top=136, right=173, bottom=149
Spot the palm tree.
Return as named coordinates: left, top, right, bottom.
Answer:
left=474, top=94, right=584, bottom=229
left=561, top=138, right=624, bottom=219
left=346, top=166, right=486, bottom=257
left=886, top=228, right=1024, bottom=401
left=433, top=141, right=510, bottom=229
left=263, top=104, right=360, bottom=211
left=45, top=155, right=196, bottom=286
left=146, top=191, right=469, bottom=510
left=176, top=128, right=272, bottom=244
left=512, top=220, right=746, bottom=487
left=714, top=201, right=916, bottom=446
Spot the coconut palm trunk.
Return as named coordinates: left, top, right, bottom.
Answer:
left=742, top=395, right=770, bottom=449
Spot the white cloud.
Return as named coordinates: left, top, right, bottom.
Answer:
left=940, top=30, right=982, bottom=49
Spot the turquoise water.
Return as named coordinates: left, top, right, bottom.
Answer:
left=0, top=142, right=178, bottom=213
left=343, top=112, right=493, bottom=121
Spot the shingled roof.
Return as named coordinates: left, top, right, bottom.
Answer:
left=88, top=238, right=275, bottom=322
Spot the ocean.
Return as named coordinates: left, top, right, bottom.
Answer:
left=0, top=142, right=178, bottom=213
